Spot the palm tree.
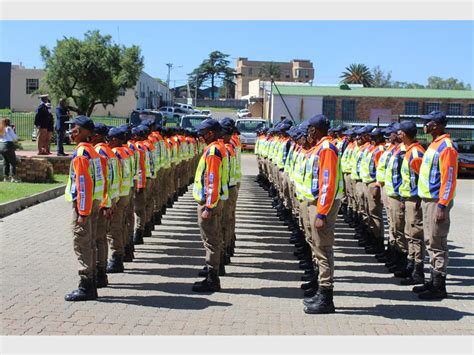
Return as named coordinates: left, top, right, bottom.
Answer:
left=259, top=62, right=281, bottom=80
left=340, top=63, right=374, bottom=87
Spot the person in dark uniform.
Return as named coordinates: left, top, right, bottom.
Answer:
left=55, top=98, right=71, bottom=156
left=34, top=94, right=54, bottom=155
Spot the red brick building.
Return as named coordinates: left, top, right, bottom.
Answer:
left=269, top=86, right=474, bottom=124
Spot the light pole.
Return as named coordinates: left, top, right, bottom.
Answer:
left=166, top=63, right=183, bottom=89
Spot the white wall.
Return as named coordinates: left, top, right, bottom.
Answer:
left=10, top=67, right=45, bottom=112
left=271, top=94, right=323, bottom=124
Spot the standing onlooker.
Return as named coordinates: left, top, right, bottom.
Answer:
left=34, top=94, right=54, bottom=155
left=55, top=98, right=71, bottom=156
left=0, top=118, right=20, bottom=182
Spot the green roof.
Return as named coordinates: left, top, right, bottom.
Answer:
left=274, top=86, right=474, bottom=100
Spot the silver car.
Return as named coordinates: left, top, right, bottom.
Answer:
left=235, top=118, right=269, bottom=150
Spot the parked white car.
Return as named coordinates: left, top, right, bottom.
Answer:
left=159, top=106, right=187, bottom=119
left=237, top=108, right=252, bottom=118
left=235, top=118, right=269, bottom=150
left=173, top=103, right=195, bottom=114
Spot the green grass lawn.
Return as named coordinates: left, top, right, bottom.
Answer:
left=17, top=140, right=76, bottom=154
left=195, top=106, right=238, bottom=112
left=0, top=175, right=67, bottom=204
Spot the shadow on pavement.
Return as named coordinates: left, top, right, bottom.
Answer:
left=99, top=294, right=231, bottom=310
left=338, top=304, right=474, bottom=321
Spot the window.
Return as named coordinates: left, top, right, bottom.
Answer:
left=26, top=78, right=39, bottom=94
left=404, top=101, right=419, bottom=115
left=424, top=102, right=440, bottom=114
left=248, top=68, right=253, bottom=76
left=447, top=103, right=463, bottom=116
left=342, top=100, right=356, bottom=121
left=118, top=88, right=126, bottom=96
left=468, top=104, right=474, bottom=116
left=323, top=99, right=336, bottom=120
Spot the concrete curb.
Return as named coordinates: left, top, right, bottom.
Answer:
left=0, top=185, right=66, bottom=218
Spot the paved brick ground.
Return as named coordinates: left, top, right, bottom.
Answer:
left=1, top=155, right=473, bottom=335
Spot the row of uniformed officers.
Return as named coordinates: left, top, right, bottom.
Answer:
left=255, top=110, right=457, bottom=314
left=64, top=116, right=241, bottom=301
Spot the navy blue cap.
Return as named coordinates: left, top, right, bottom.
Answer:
left=93, top=122, right=109, bottom=136
left=397, top=120, right=418, bottom=136
left=195, top=118, right=221, bottom=134
left=281, top=118, right=294, bottom=126
left=333, top=124, right=345, bottom=133
left=65, top=115, right=95, bottom=132
left=132, top=125, right=149, bottom=137
left=107, top=127, right=126, bottom=140
left=420, top=110, right=447, bottom=124
left=141, top=119, right=155, bottom=127
left=279, top=123, right=292, bottom=132
left=305, top=114, right=330, bottom=130
left=220, top=117, right=236, bottom=135
left=370, top=127, right=384, bottom=137
left=344, top=129, right=355, bottom=136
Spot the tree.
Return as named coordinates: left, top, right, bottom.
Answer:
left=259, top=62, right=281, bottom=80
left=340, top=63, right=374, bottom=87
left=188, top=51, right=236, bottom=99
left=40, top=30, right=144, bottom=116
left=426, top=76, right=471, bottom=90
left=372, top=66, right=392, bottom=88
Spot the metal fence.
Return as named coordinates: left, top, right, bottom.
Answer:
left=5, top=113, right=129, bottom=140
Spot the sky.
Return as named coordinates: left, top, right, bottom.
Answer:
left=1, top=20, right=473, bottom=88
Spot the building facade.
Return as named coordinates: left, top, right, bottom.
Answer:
left=235, top=57, right=314, bottom=99
left=4, top=62, right=171, bottom=117
left=269, top=86, right=474, bottom=124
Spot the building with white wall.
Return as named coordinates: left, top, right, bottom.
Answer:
left=3, top=62, right=171, bottom=117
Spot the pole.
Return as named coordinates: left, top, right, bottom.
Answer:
left=195, top=76, right=198, bottom=106
left=269, top=77, right=273, bottom=123
left=272, top=78, right=295, bottom=123
left=166, top=63, right=173, bottom=88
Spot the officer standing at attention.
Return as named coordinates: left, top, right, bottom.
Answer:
left=302, top=115, right=343, bottom=314
left=414, top=111, right=458, bottom=300
left=64, top=116, right=104, bottom=301
left=192, top=118, right=227, bottom=292
left=91, top=123, right=120, bottom=288
left=55, top=98, right=70, bottom=156
left=394, top=121, right=425, bottom=285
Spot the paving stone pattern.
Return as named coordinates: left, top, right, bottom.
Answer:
left=0, top=155, right=473, bottom=335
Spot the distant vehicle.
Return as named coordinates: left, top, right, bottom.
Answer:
left=159, top=106, right=186, bottom=121
left=235, top=118, right=269, bottom=150
left=179, top=114, right=210, bottom=132
left=201, top=109, right=212, bottom=116
left=237, top=108, right=252, bottom=118
left=173, top=103, right=194, bottom=114
left=130, top=109, right=164, bottom=127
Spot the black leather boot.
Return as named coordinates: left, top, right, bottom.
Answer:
left=123, top=244, right=134, bottom=262
left=401, top=262, right=424, bottom=285
left=394, top=259, right=414, bottom=278
left=133, top=229, right=144, bottom=245
left=418, top=271, right=447, bottom=300
left=96, top=266, right=109, bottom=288
left=144, top=223, right=152, bottom=238
left=301, top=275, right=318, bottom=291
left=413, top=269, right=434, bottom=293
left=107, top=254, right=125, bottom=273
left=192, top=269, right=221, bottom=293
left=65, top=278, right=97, bottom=302
left=154, top=212, right=162, bottom=226
left=304, top=287, right=335, bottom=314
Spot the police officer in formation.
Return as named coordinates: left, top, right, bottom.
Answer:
left=191, top=118, right=241, bottom=292
left=64, top=115, right=203, bottom=301
left=255, top=110, right=458, bottom=314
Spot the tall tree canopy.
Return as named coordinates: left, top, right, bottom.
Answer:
left=40, top=30, right=144, bottom=116
left=340, top=63, right=374, bottom=87
left=371, top=66, right=472, bottom=90
left=188, top=51, right=236, bottom=99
